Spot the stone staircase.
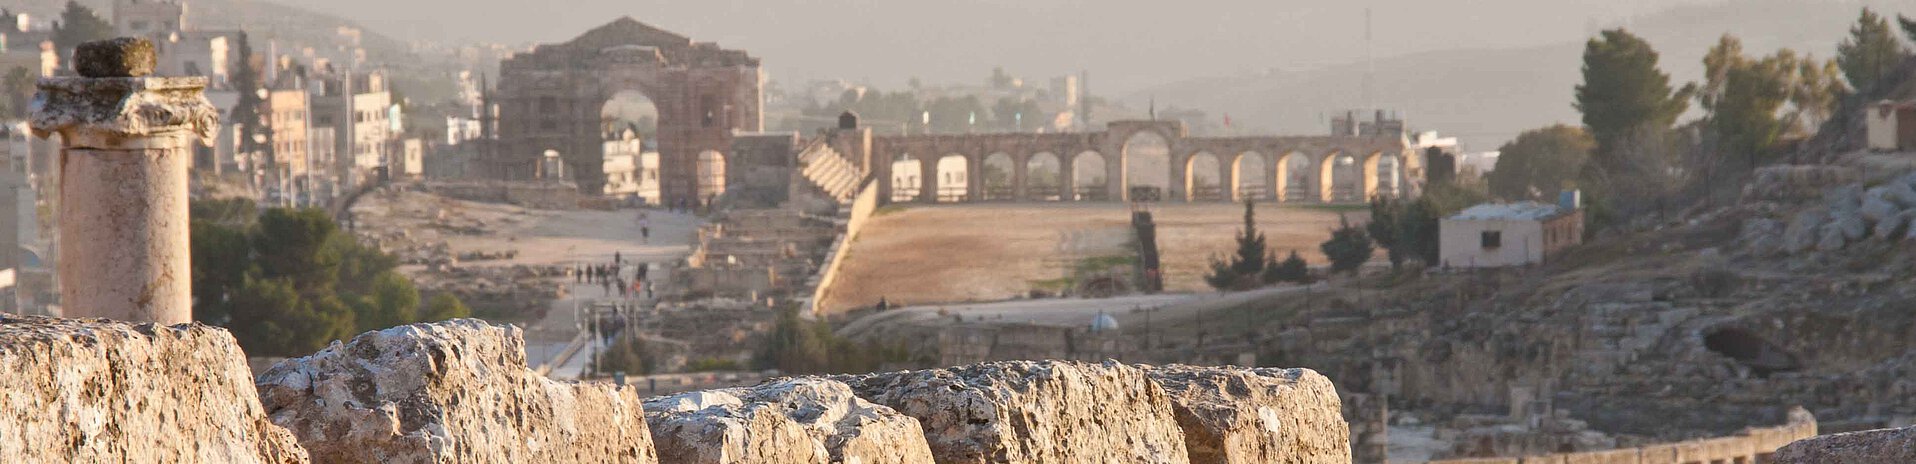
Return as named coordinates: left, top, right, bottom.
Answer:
left=798, top=142, right=864, bottom=206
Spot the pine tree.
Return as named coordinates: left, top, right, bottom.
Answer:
left=1575, top=29, right=1693, bottom=166
left=1204, top=200, right=1270, bottom=290
left=230, top=32, right=273, bottom=164
left=51, top=1, right=113, bottom=54
left=1366, top=195, right=1405, bottom=268
left=1263, top=250, right=1311, bottom=284
left=1320, top=214, right=1373, bottom=275
left=1901, top=14, right=1916, bottom=45
left=1836, top=8, right=1909, bottom=93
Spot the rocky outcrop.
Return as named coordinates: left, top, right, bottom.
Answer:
left=1146, top=365, right=1351, bottom=464
left=643, top=377, right=934, bottom=463
left=1774, top=425, right=1916, bottom=464
left=839, top=360, right=1192, bottom=464
left=0, top=315, right=309, bottom=463
left=256, top=319, right=657, bottom=464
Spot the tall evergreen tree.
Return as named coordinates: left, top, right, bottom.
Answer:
left=1575, top=29, right=1692, bottom=165
left=230, top=32, right=273, bottom=165
left=1320, top=214, right=1373, bottom=275
left=1836, top=8, right=1909, bottom=93
left=51, top=1, right=113, bottom=54
left=1901, top=14, right=1916, bottom=45
left=1366, top=195, right=1405, bottom=268
left=1204, top=200, right=1271, bottom=290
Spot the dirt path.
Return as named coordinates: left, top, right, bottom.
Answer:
left=820, top=202, right=1362, bottom=314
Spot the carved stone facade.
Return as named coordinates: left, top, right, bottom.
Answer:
left=487, top=18, right=762, bottom=206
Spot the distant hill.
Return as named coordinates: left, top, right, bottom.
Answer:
left=1129, top=0, right=1916, bottom=151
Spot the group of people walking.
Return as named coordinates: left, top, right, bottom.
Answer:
left=575, top=256, right=652, bottom=300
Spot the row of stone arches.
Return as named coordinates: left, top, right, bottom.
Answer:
left=886, top=148, right=1399, bottom=204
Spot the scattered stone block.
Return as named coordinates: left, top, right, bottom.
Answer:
left=256, top=319, right=658, bottom=464
left=73, top=37, right=156, bottom=77
left=1146, top=364, right=1351, bottom=464
left=838, top=360, right=1192, bottom=464
left=643, top=377, right=934, bottom=463
left=1773, top=425, right=1916, bottom=463
left=0, top=315, right=310, bottom=463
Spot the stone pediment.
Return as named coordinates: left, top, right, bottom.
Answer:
left=565, top=17, right=692, bottom=51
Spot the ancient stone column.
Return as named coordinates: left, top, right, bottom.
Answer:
left=29, top=38, right=219, bottom=324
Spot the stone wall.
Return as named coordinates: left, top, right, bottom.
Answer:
left=0, top=315, right=310, bottom=463
left=2, top=316, right=1353, bottom=464
left=1773, top=424, right=1916, bottom=463
left=256, top=320, right=659, bottom=463
left=1427, top=408, right=1815, bottom=464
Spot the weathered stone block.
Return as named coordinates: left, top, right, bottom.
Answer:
left=256, top=319, right=657, bottom=463
left=74, top=37, right=156, bottom=77
left=643, top=377, right=934, bottom=463
left=838, top=360, right=1191, bottom=464
left=0, top=315, right=309, bottom=463
left=1773, top=425, right=1916, bottom=464
left=1145, top=365, right=1350, bottom=464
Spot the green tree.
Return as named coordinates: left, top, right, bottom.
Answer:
left=1366, top=195, right=1405, bottom=268
left=351, top=271, right=420, bottom=331
left=1837, top=8, right=1909, bottom=93
left=51, top=1, right=113, bottom=54
left=1789, top=55, right=1848, bottom=134
left=1712, top=51, right=1795, bottom=168
left=1487, top=125, right=1595, bottom=200
left=1901, top=14, right=1916, bottom=44
left=1263, top=250, right=1311, bottom=284
left=593, top=334, right=655, bottom=375
left=422, top=293, right=472, bottom=321
left=1575, top=29, right=1693, bottom=167
left=1205, top=200, right=1272, bottom=290
left=1, top=67, right=33, bottom=119
left=190, top=220, right=252, bottom=325
left=231, top=32, right=272, bottom=158
left=226, top=276, right=355, bottom=356
left=252, top=208, right=343, bottom=293
left=1319, top=214, right=1373, bottom=275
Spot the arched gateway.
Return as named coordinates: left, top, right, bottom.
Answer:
left=486, top=17, right=762, bottom=206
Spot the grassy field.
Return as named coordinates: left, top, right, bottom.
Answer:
left=819, top=202, right=1364, bottom=314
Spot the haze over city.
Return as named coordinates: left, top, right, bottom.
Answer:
left=0, top=0, right=1913, bottom=462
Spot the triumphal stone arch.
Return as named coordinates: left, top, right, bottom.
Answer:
left=490, top=17, right=762, bottom=204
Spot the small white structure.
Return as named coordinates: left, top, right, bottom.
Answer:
left=1439, top=196, right=1583, bottom=268
left=1866, top=100, right=1915, bottom=151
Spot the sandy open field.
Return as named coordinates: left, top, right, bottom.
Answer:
left=819, top=202, right=1364, bottom=313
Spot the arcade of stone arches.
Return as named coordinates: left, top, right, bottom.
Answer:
left=874, top=121, right=1417, bottom=205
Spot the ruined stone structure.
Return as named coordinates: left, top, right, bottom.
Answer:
left=1427, top=407, right=1816, bottom=464
left=30, top=37, right=218, bottom=324
left=487, top=18, right=762, bottom=205
left=815, top=119, right=1417, bottom=206
left=0, top=314, right=1355, bottom=464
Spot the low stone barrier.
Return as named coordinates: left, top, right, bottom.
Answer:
left=2, top=316, right=1355, bottom=464
left=1429, top=407, right=1816, bottom=464
left=255, top=320, right=659, bottom=463
left=1773, top=424, right=1916, bottom=463
left=0, top=315, right=310, bottom=463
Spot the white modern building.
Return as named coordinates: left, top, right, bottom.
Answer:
left=1439, top=196, right=1583, bottom=268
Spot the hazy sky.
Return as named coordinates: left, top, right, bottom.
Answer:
left=266, top=0, right=1722, bottom=93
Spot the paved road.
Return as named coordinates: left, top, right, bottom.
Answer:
left=520, top=209, right=700, bottom=380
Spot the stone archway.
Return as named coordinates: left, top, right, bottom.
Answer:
left=1185, top=151, right=1223, bottom=202
left=696, top=150, right=726, bottom=198
left=982, top=153, right=1016, bottom=201
left=936, top=154, right=969, bottom=203
left=1318, top=151, right=1354, bottom=203
left=1121, top=131, right=1172, bottom=200
left=1026, top=152, right=1063, bottom=201
left=494, top=17, right=762, bottom=206
left=1231, top=151, right=1268, bottom=202
left=1275, top=152, right=1309, bottom=203
left=1072, top=151, right=1108, bottom=201
left=890, top=155, right=924, bottom=202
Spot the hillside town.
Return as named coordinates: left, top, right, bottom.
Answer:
left=2, top=0, right=1916, bottom=463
